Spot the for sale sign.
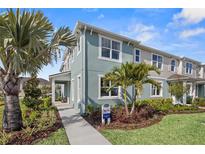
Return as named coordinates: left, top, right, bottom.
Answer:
left=102, top=104, right=111, bottom=125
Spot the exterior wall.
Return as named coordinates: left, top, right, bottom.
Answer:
left=84, top=30, right=172, bottom=108
left=64, top=24, right=205, bottom=113
left=69, top=30, right=84, bottom=111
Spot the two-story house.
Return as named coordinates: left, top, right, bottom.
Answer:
left=49, top=21, right=205, bottom=113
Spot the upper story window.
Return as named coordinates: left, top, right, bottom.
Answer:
left=171, top=60, right=176, bottom=72
left=100, top=36, right=122, bottom=62
left=152, top=54, right=163, bottom=70
left=185, top=62, right=192, bottom=74
left=134, top=49, right=141, bottom=63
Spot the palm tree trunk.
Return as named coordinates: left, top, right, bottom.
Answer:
left=123, top=87, right=129, bottom=116
left=130, top=101, right=135, bottom=115
left=2, top=77, right=23, bottom=132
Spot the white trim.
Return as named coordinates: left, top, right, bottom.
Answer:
left=76, top=35, right=82, bottom=56
left=149, top=76, right=167, bottom=80
left=77, top=74, right=81, bottom=102
left=150, top=81, right=163, bottom=97
left=151, top=53, right=163, bottom=71
left=170, top=59, right=177, bottom=73
left=134, top=48, right=141, bottom=63
left=98, top=74, right=121, bottom=100
left=98, top=34, right=122, bottom=63
left=185, top=62, right=193, bottom=75
left=71, top=79, right=74, bottom=101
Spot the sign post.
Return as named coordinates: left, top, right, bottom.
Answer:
left=102, top=104, right=111, bottom=125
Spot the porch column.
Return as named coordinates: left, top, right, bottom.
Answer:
left=183, top=81, right=187, bottom=104
left=192, top=82, right=196, bottom=101
left=51, top=79, right=55, bottom=105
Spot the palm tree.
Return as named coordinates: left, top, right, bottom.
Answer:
left=104, top=62, right=160, bottom=116
left=104, top=62, right=133, bottom=116
left=130, top=63, right=160, bottom=115
left=0, top=9, right=76, bottom=132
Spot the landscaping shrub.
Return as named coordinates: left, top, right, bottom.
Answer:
left=41, top=96, right=52, bottom=110
left=22, top=76, right=42, bottom=110
left=170, top=104, right=198, bottom=112
left=193, top=97, right=205, bottom=107
left=186, top=96, right=193, bottom=104
left=136, top=98, right=173, bottom=112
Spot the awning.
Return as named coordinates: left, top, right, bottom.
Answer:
left=49, top=71, right=71, bottom=83
left=167, top=74, right=205, bottom=83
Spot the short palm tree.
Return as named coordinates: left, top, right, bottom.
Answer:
left=130, top=63, right=160, bottom=114
left=104, top=62, right=133, bottom=116
left=0, top=9, right=76, bottom=132
left=104, top=62, right=160, bottom=116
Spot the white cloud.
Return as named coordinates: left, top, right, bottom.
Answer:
left=173, top=8, right=205, bottom=25
left=180, top=28, right=205, bottom=38
left=121, top=22, right=157, bottom=43
left=97, top=14, right=104, bottom=19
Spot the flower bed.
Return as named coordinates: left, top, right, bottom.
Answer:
left=84, top=98, right=205, bottom=130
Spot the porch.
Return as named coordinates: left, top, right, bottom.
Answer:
left=49, top=71, right=71, bottom=105
left=168, top=74, right=205, bottom=104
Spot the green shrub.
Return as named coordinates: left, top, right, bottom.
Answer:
left=23, top=76, right=42, bottom=110
left=136, top=98, right=173, bottom=112
left=186, top=96, right=193, bottom=104
left=171, top=104, right=198, bottom=112
left=193, top=97, right=205, bottom=107
left=41, top=96, right=52, bottom=109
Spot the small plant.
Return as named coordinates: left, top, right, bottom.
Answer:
left=193, top=97, right=205, bottom=107
left=0, top=131, right=12, bottom=145
left=41, top=96, right=52, bottom=110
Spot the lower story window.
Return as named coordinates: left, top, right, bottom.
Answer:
left=99, top=76, right=119, bottom=98
left=151, top=82, right=162, bottom=97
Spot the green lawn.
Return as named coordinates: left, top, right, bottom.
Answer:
left=34, top=128, right=69, bottom=145
left=101, top=113, right=205, bottom=144
left=0, top=102, right=69, bottom=145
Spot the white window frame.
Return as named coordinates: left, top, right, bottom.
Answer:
left=170, top=59, right=177, bottom=72
left=98, top=75, right=121, bottom=99
left=77, top=35, right=82, bottom=56
left=98, top=35, right=122, bottom=63
left=185, top=62, right=193, bottom=75
left=150, top=81, right=163, bottom=97
left=77, top=74, right=81, bottom=102
left=71, top=79, right=74, bottom=101
left=134, top=48, right=141, bottom=63
left=151, top=53, right=163, bottom=70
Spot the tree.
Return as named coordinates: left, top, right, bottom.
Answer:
left=104, top=62, right=160, bottom=117
left=22, top=75, right=42, bottom=110
left=168, top=81, right=188, bottom=104
left=130, top=63, right=160, bottom=114
left=0, top=9, right=76, bottom=132
left=104, top=62, right=133, bottom=116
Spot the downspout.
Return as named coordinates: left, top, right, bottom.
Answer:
left=82, top=25, right=87, bottom=113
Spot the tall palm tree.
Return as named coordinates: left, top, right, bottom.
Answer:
left=104, top=62, right=133, bottom=116
left=130, top=63, right=160, bottom=115
left=0, top=9, right=76, bottom=132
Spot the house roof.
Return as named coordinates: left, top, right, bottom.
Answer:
left=19, top=77, right=50, bottom=85
left=168, top=74, right=205, bottom=82
left=74, top=21, right=203, bottom=65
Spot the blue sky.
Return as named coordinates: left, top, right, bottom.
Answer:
left=3, top=8, right=205, bottom=80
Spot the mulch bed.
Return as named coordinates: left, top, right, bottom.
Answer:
left=84, top=104, right=205, bottom=130
left=84, top=104, right=165, bottom=130
left=5, top=111, right=63, bottom=145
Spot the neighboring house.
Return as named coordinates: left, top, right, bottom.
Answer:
left=49, top=21, right=205, bottom=113
left=19, top=77, right=50, bottom=97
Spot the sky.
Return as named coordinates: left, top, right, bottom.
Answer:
left=2, top=8, right=205, bottom=80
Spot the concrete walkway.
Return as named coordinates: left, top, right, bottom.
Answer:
left=55, top=103, right=111, bottom=145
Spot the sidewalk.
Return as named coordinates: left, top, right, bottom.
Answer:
left=55, top=103, right=111, bottom=145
